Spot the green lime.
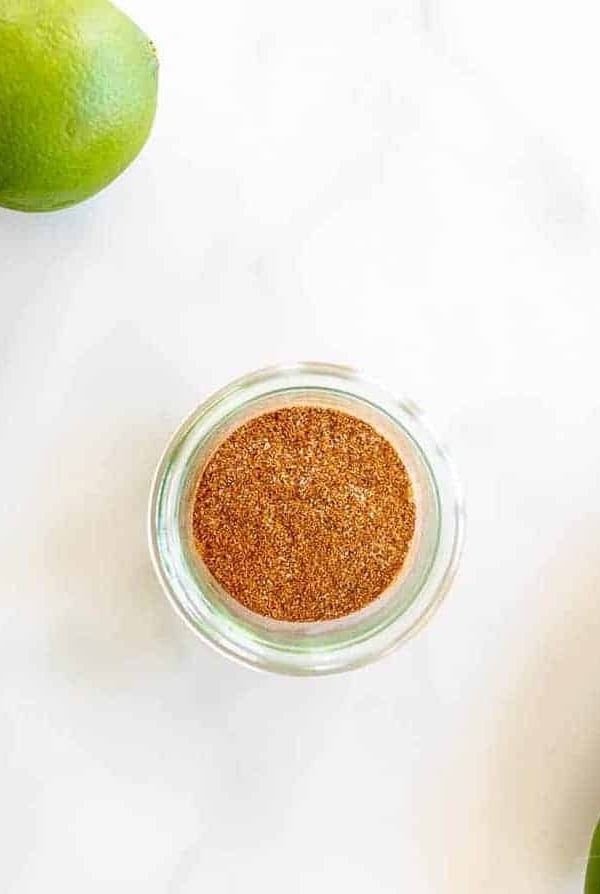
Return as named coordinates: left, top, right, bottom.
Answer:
left=0, top=0, right=158, bottom=212
left=586, top=818, right=600, bottom=893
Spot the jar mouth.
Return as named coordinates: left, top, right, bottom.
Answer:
left=148, top=363, right=465, bottom=675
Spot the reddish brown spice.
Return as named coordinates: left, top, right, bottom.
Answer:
left=192, top=407, right=416, bottom=622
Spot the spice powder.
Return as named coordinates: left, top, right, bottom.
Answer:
left=192, top=407, right=416, bottom=622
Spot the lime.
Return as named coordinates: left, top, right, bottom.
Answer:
left=586, top=818, right=600, bottom=893
left=0, top=0, right=158, bottom=212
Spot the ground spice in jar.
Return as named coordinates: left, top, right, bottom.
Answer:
left=192, top=407, right=416, bottom=622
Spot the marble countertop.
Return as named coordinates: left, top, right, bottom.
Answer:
left=2, top=0, right=599, bottom=891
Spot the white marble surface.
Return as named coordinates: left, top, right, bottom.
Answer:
left=2, top=0, right=600, bottom=890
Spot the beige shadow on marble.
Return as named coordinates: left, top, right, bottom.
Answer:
left=421, top=521, right=600, bottom=893
left=30, top=328, right=201, bottom=687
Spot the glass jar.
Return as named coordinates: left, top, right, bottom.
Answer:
left=148, top=363, right=464, bottom=675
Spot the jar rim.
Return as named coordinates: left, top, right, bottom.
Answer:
left=148, top=363, right=465, bottom=675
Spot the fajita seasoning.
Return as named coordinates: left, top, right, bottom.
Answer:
left=192, top=406, right=416, bottom=622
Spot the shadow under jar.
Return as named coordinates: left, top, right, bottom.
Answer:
left=148, top=363, right=464, bottom=675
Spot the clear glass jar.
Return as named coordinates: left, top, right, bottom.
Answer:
left=148, top=363, right=465, bottom=675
